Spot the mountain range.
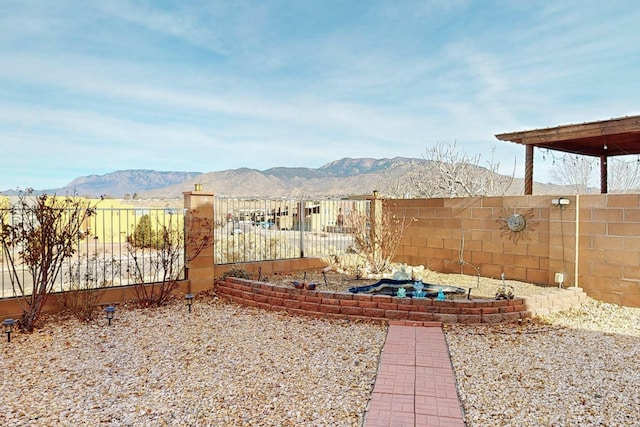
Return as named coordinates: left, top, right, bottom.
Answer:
left=2, top=157, right=566, bottom=199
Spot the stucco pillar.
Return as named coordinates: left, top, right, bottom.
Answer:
left=183, top=187, right=215, bottom=294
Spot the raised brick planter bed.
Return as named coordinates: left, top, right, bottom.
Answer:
left=216, top=278, right=588, bottom=324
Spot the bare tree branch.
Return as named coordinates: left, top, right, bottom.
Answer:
left=550, top=155, right=596, bottom=194
left=610, top=158, right=640, bottom=193
left=411, top=141, right=514, bottom=197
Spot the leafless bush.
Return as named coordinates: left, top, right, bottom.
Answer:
left=0, top=190, right=96, bottom=331
left=56, top=253, right=120, bottom=322
left=127, top=210, right=213, bottom=307
left=610, top=158, right=640, bottom=193
left=346, top=200, right=416, bottom=274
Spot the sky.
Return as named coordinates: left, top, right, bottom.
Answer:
left=1, top=0, right=639, bottom=191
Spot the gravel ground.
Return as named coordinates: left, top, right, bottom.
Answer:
left=445, top=299, right=640, bottom=426
left=0, top=297, right=387, bottom=426
left=2, top=272, right=638, bottom=426
left=271, top=266, right=551, bottom=299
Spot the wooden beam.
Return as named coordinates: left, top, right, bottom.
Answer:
left=496, top=115, right=640, bottom=144
left=496, top=115, right=640, bottom=158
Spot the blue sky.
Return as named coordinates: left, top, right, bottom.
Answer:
left=1, top=0, right=639, bottom=191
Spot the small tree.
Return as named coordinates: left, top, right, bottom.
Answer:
left=128, top=214, right=160, bottom=249
left=347, top=199, right=415, bottom=274
left=0, top=190, right=96, bottom=331
left=411, top=142, right=515, bottom=197
left=610, top=158, right=640, bottom=193
left=550, top=155, right=596, bottom=194
left=127, top=210, right=213, bottom=307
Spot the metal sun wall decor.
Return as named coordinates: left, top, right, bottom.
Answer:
left=496, top=206, right=538, bottom=243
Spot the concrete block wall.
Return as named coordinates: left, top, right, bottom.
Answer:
left=578, top=194, right=640, bottom=307
left=389, top=196, right=569, bottom=286
left=387, top=194, right=640, bottom=308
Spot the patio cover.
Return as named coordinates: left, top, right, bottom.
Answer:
left=495, top=115, right=640, bottom=194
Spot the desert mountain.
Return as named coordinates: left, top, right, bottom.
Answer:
left=2, top=157, right=569, bottom=199
left=1, top=170, right=203, bottom=198
left=141, top=157, right=434, bottom=198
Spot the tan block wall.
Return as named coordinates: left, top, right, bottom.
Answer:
left=390, top=194, right=640, bottom=308
left=214, top=257, right=329, bottom=279
left=390, top=195, right=566, bottom=285
left=578, top=194, right=640, bottom=307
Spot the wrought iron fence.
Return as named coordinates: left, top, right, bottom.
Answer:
left=213, top=197, right=368, bottom=264
left=1, top=197, right=370, bottom=298
left=0, top=206, right=186, bottom=299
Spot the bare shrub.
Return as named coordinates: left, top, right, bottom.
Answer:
left=0, top=190, right=96, bottom=331
left=609, top=157, right=640, bottom=193
left=127, top=210, right=213, bottom=307
left=56, top=253, right=120, bottom=322
left=550, top=155, right=596, bottom=194
left=346, top=200, right=416, bottom=274
left=220, top=267, right=252, bottom=280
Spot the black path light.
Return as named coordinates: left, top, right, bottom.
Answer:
left=3, top=318, right=16, bottom=343
left=104, top=306, right=116, bottom=326
left=185, top=294, right=195, bottom=313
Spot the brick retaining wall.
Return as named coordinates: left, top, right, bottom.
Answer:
left=216, top=278, right=588, bottom=324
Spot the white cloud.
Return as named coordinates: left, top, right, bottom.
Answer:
left=1, top=1, right=639, bottom=190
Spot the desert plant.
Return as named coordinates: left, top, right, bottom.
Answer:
left=56, top=253, right=120, bottom=322
left=220, top=267, right=252, bottom=280
left=346, top=199, right=415, bottom=274
left=0, top=190, right=96, bottom=331
left=127, top=210, right=213, bottom=307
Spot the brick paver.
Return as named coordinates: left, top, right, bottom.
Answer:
left=364, top=322, right=465, bottom=427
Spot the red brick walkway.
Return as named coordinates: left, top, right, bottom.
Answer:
left=363, top=322, right=465, bottom=427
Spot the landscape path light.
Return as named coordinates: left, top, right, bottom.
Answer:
left=3, top=318, right=16, bottom=343
left=105, top=306, right=116, bottom=326
left=185, top=294, right=195, bottom=313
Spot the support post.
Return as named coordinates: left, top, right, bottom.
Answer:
left=524, top=144, right=534, bottom=195
left=600, top=155, right=608, bottom=194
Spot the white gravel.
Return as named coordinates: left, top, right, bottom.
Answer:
left=0, top=298, right=387, bottom=426
left=3, top=291, right=638, bottom=426
left=445, top=299, right=640, bottom=426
